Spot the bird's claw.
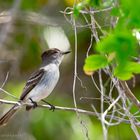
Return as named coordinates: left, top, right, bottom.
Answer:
left=49, top=104, right=55, bottom=111
left=29, top=98, right=38, bottom=109
left=41, top=99, right=55, bottom=111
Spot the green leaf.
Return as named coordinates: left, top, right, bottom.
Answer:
left=84, top=54, right=108, bottom=73
left=73, top=5, right=80, bottom=17
left=89, top=0, right=101, bottom=7
left=114, top=61, right=140, bottom=80
left=96, top=31, right=137, bottom=64
left=111, top=7, right=121, bottom=16
left=125, top=62, right=140, bottom=74
left=114, top=69, right=133, bottom=80
left=120, top=0, right=140, bottom=28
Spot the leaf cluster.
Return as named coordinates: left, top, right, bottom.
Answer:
left=83, top=0, right=140, bottom=80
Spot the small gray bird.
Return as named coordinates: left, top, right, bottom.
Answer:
left=0, top=48, right=70, bottom=126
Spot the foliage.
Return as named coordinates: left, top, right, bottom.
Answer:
left=83, top=54, right=108, bottom=75
left=80, top=0, right=140, bottom=80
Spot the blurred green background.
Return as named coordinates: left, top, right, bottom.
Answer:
left=0, top=0, right=139, bottom=140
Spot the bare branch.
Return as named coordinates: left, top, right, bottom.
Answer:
left=1, top=72, right=9, bottom=88
left=0, top=99, right=103, bottom=117
left=0, top=88, right=19, bottom=100
left=0, top=99, right=140, bottom=126
left=120, top=81, right=140, bottom=109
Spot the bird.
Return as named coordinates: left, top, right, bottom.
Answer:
left=0, top=48, right=71, bottom=126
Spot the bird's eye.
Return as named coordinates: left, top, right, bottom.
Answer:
left=53, top=51, right=58, bottom=54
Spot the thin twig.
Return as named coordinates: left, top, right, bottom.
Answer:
left=0, top=88, right=19, bottom=100
left=120, top=81, right=140, bottom=109
left=1, top=72, right=9, bottom=88
left=72, top=11, right=90, bottom=140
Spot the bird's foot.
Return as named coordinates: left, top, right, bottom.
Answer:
left=41, top=99, right=55, bottom=111
left=29, top=98, right=38, bottom=109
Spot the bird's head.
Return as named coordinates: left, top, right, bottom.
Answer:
left=41, top=48, right=71, bottom=66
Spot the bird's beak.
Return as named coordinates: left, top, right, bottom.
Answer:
left=62, top=50, right=71, bottom=55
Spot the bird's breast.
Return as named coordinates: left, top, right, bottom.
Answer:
left=26, top=64, right=60, bottom=102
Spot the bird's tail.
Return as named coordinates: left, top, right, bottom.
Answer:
left=0, top=103, right=20, bottom=126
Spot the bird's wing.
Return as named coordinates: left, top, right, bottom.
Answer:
left=20, top=69, right=45, bottom=100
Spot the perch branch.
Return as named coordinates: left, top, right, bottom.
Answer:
left=0, top=99, right=140, bottom=126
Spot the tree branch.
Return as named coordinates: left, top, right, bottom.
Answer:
left=120, top=81, right=140, bottom=109
left=0, top=99, right=95, bottom=115
left=0, top=99, right=140, bottom=126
